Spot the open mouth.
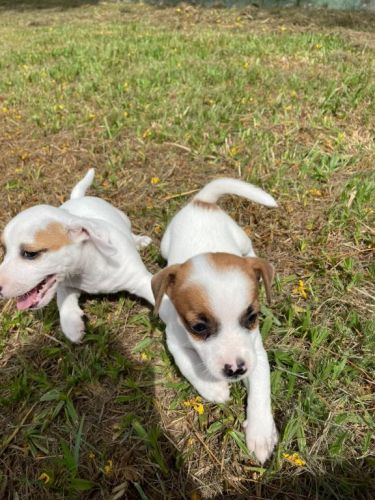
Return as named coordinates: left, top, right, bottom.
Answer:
left=16, top=275, right=57, bottom=310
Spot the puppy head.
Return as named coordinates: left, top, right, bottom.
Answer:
left=0, top=205, right=115, bottom=310
left=152, top=252, right=274, bottom=381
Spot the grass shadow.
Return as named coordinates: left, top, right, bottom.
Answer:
left=0, top=297, right=198, bottom=498
left=0, top=0, right=99, bottom=11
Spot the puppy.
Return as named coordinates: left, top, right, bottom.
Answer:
left=0, top=169, right=154, bottom=342
left=151, top=178, right=278, bottom=463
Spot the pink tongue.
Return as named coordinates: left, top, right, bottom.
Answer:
left=17, top=289, right=39, bottom=310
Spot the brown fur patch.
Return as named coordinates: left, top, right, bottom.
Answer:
left=24, top=222, right=71, bottom=252
left=207, top=252, right=274, bottom=304
left=192, top=199, right=219, bottom=210
left=170, top=280, right=218, bottom=340
left=152, top=260, right=218, bottom=340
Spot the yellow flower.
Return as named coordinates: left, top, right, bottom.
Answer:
left=88, top=452, right=95, bottom=460
left=143, top=128, right=152, bottom=139
left=1, top=107, right=9, bottom=113
left=141, top=352, right=150, bottom=361
left=123, top=111, right=129, bottom=118
left=153, top=224, right=162, bottom=234
left=229, top=146, right=239, bottom=157
left=308, top=188, right=322, bottom=197
left=151, top=176, right=160, bottom=185
left=103, top=459, right=113, bottom=475
left=88, top=113, right=96, bottom=120
left=283, top=452, right=306, bottom=467
left=38, top=472, right=51, bottom=484
left=243, top=62, right=250, bottom=69
left=183, top=396, right=204, bottom=415
left=315, top=44, right=322, bottom=49
left=280, top=26, right=287, bottom=32
left=293, top=280, right=308, bottom=300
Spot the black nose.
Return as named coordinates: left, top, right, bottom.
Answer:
left=223, top=359, right=247, bottom=378
left=0, top=286, right=2, bottom=296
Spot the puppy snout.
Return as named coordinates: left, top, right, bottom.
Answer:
left=0, top=285, right=2, bottom=297
left=223, top=358, right=247, bottom=379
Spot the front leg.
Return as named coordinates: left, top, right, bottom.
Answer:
left=132, top=233, right=152, bottom=250
left=166, top=325, right=230, bottom=404
left=56, top=285, right=85, bottom=343
left=244, top=333, right=278, bottom=464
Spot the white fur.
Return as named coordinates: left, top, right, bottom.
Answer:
left=157, top=178, right=278, bottom=464
left=0, top=169, right=154, bottom=343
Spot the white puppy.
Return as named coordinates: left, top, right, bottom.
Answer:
left=0, top=169, right=154, bottom=342
left=151, top=179, right=278, bottom=464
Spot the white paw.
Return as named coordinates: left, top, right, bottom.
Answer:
left=198, top=381, right=230, bottom=404
left=60, top=312, right=85, bottom=343
left=244, top=415, right=278, bottom=464
left=134, top=235, right=152, bottom=249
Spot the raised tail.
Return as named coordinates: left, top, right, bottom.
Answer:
left=193, top=178, right=277, bottom=208
left=70, top=168, right=95, bottom=200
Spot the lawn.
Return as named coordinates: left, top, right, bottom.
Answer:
left=0, top=1, right=374, bottom=498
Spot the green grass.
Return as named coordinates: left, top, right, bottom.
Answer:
left=0, top=1, right=374, bottom=498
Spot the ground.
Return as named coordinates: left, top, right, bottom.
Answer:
left=0, top=1, right=374, bottom=499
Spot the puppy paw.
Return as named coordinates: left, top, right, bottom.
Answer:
left=198, top=381, right=230, bottom=404
left=134, top=235, right=152, bottom=250
left=60, top=313, right=85, bottom=343
left=244, top=415, right=278, bottom=464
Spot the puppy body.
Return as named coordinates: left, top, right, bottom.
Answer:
left=161, top=178, right=274, bottom=264
left=153, top=178, right=278, bottom=463
left=0, top=169, right=154, bottom=342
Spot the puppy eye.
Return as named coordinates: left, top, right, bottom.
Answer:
left=21, top=250, right=41, bottom=260
left=191, top=322, right=208, bottom=334
left=242, top=306, right=258, bottom=329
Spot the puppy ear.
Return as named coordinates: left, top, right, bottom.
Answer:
left=151, top=264, right=181, bottom=315
left=67, top=218, right=116, bottom=258
left=246, top=257, right=275, bottom=304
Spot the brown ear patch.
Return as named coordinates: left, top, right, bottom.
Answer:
left=151, top=264, right=181, bottom=314
left=192, top=199, right=219, bottom=211
left=24, top=222, right=71, bottom=252
left=245, top=257, right=274, bottom=304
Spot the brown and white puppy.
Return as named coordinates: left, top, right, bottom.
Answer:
left=0, top=169, right=154, bottom=342
left=152, top=178, right=278, bottom=464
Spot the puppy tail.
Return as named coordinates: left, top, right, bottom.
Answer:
left=193, top=178, right=277, bottom=207
left=70, top=168, right=95, bottom=200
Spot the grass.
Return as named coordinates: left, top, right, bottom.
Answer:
left=0, top=1, right=374, bottom=498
